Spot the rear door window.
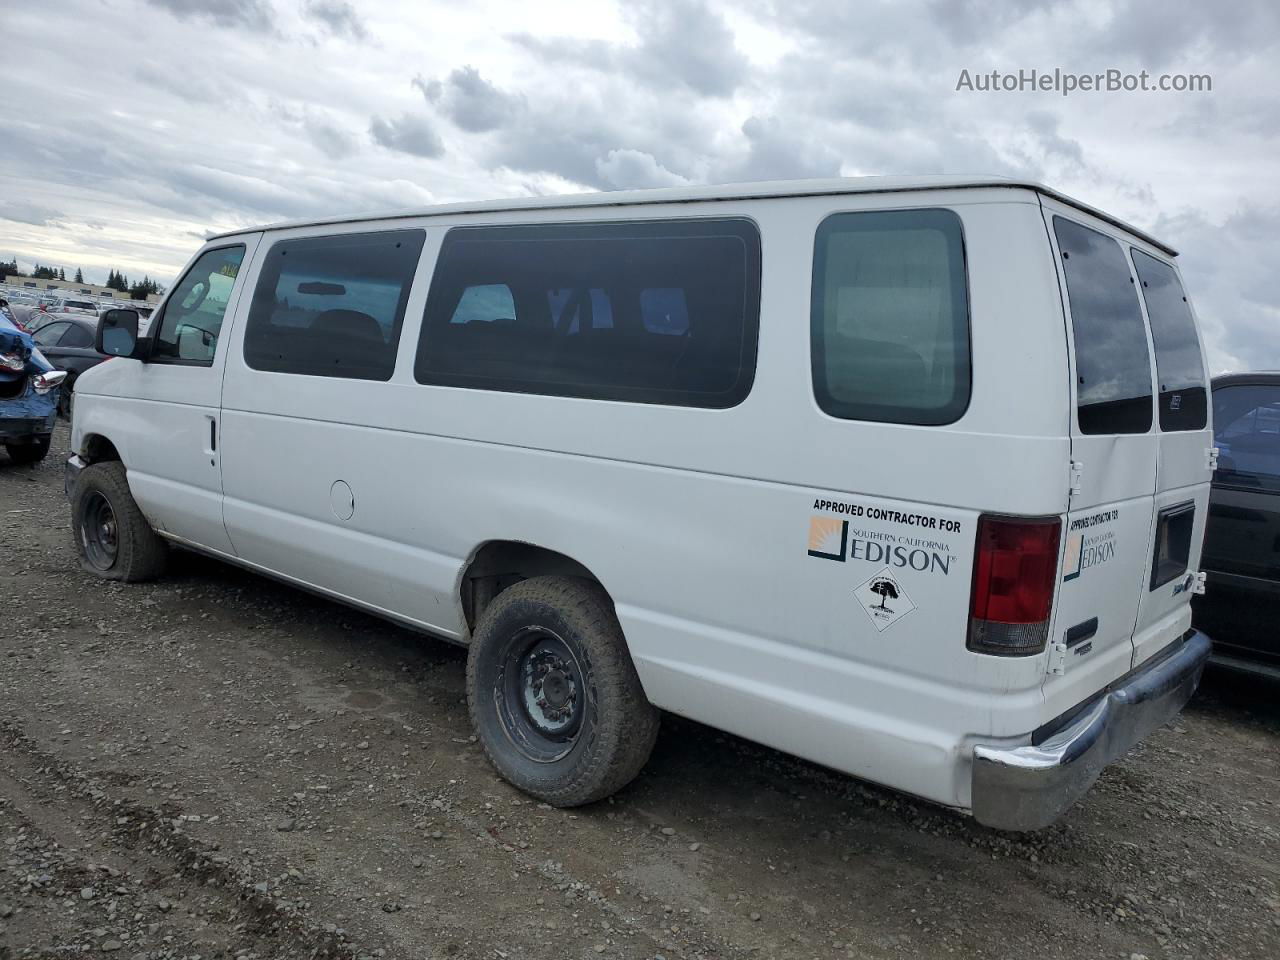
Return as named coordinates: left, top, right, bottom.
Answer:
left=244, top=230, right=426, bottom=381
left=1212, top=384, right=1280, bottom=492
left=1053, top=217, right=1153, bottom=434
left=811, top=208, right=971, bottom=425
left=1131, top=249, right=1206, bottom=431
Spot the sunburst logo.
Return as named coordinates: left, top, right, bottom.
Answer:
left=808, top=515, right=848, bottom=562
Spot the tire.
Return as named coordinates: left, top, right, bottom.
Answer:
left=70, top=461, right=168, bottom=581
left=467, top=576, right=660, bottom=806
left=4, top=434, right=51, bottom=464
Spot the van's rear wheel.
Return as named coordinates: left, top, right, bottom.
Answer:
left=71, top=461, right=168, bottom=582
left=467, top=576, right=659, bottom=806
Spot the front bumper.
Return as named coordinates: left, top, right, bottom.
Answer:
left=971, top=629, right=1211, bottom=831
left=64, top=453, right=87, bottom=499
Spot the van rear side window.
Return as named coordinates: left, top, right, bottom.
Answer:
left=244, top=230, right=426, bottom=381
left=811, top=208, right=971, bottom=425
left=1131, top=249, right=1207, bottom=431
left=415, top=219, right=760, bottom=407
left=1053, top=217, right=1153, bottom=435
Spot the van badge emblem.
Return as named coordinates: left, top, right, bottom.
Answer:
left=853, top=568, right=916, bottom=632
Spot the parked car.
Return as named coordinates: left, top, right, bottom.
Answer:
left=1, top=310, right=66, bottom=463
left=65, top=176, right=1212, bottom=831
left=49, top=298, right=99, bottom=317
left=1192, top=372, right=1280, bottom=679
left=30, top=314, right=112, bottom=416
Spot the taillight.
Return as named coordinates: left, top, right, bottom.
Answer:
left=968, top=514, right=1062, bottom=656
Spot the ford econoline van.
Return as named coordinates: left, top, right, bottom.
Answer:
left=65, top=177, right=1213, bottom=830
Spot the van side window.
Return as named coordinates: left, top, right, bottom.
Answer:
left=811, top=208, right=971, bottom=425
left=1052, top=217, right=1153, bottom=434
left=1131, top=249, right=1207, bottom=431
left=243, top=230, right=426, bottom=381
left=151, top=245, right=246, bottom=365
left=415, top=219, right=760, bottom=408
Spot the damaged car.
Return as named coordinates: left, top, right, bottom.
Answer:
left=1, top=311, right=67, bottom=464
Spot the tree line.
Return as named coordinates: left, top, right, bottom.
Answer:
left=1, top=259, right=164, bottom=300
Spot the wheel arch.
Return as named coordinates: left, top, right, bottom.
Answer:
left=457, top=539, right=608, bottom=637
left=78, top=432, right=122, bottom=464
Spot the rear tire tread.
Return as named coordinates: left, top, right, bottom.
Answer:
left=467, top=576, right=659, bottom=807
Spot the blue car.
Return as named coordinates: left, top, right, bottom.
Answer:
left=1, top=308, right=67, bottom=464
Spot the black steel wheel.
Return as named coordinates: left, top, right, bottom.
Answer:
left=70, top=461, right=168, bottom=581
left=497, top=627, right=587, bottom=762
left=467, top=576, right=660, bottom=806
left=78, top=490, right=119, bottom=571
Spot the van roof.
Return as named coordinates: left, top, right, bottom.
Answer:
left=208, top=175, right=1177, bottom=256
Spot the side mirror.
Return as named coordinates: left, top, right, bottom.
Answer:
left=97, top=309, right=143, bottom=359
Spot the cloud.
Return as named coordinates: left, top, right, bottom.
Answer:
left=714, top=116, right=842, bottom=183
left=369, top=113, right=445, bottom=158
left=419, top=66, right=522, bottom=133
left=304, top=116, right=360, bottom=159
left=302, top=0, right=369, bottom=41
left=143, top=0, right=273, bottom=30
left=596, top=150, right=690, bottom=189
left=0, top=201, right=64, bottom=227
left=511, top=0, right=749, bottom=98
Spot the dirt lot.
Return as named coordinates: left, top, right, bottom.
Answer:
left=1, top=426, right=1277, bottom=960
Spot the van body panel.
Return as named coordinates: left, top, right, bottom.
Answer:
left=67, top=180, right=1209, bottom=824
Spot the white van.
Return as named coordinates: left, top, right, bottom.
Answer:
left=67, top=177, right=1213, bottom=830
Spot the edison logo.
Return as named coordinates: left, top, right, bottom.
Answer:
left=808, top=515, right=848, bottom=562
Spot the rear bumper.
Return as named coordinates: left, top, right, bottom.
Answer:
left=0, top=413, right=55, bottom=443
left=971, top=630, right=1211, bottom=831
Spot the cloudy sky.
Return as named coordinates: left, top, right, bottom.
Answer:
left=1, top=0, right=1276, bottom=371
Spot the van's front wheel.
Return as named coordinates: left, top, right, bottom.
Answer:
left=467, top=576, right=659, bottom=806
left=71, top=461, right=168, bottom=582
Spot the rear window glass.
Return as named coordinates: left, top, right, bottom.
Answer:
left=244, top=230, right=425, bottom=381
left=1212, top=384, right=1280, bottom=492
left=811, top=208, right=970, bottom=425
left=1054, top=217, right=1153, bottom=435
left=415, top=219, right=760, bottom=408
left=1131, top=249, right=1206, bottom=431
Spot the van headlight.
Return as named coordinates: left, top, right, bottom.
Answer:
left=32, top=370, right=67, bottom=394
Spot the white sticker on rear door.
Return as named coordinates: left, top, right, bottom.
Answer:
left=853, top=568, right=916, bottom=632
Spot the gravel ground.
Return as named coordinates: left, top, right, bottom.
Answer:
left=1, top=424, right=1277, bottom=960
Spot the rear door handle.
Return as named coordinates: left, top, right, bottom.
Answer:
left=1065, top=617, right=1098, bottom=647
left=210, top=417, right=217, bottom=452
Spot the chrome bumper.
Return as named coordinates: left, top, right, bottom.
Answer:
left=972, top=630, right=1211, bottom=831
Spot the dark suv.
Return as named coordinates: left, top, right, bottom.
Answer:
left=1193, top=372, right=1280, bottom=678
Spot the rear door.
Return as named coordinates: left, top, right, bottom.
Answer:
left=1040, top=202, right=1157, bottom=710
left=1128, top=249, right=1212, bottom=666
